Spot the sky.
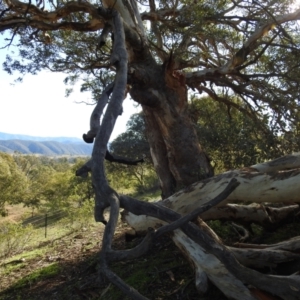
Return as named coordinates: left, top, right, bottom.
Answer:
left=1, top=1, right=299, bottom=141
left=0, top=39, right=140, bottom=141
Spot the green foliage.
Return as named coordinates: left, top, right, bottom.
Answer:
left=189, top=96, right=287, bottom=172
left=0, top=153, right=94, bottom=215
left=109, top=113, right=159, bottom=193
left=110, top=113, right=150, bottom=160
left=0, top=150, right=157, bottom=221
left=0, top=222, right=33, bottom=257
left=69, top=158, right=94, bottom=205
left=9, top=263, right=60, bottom=290
left=0, top=153, right=27, bottom=213
left=67, top=199, right=95, bottom=229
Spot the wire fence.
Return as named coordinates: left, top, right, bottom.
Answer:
left=22, top=210, right=68, bottom=237
left=0, top=207, right=94, bottom=259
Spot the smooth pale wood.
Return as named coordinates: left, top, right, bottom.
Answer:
left=160, top=168, right=300, bottom=217
left=124, top=156, right=300, bottom=299
left=249, top=153, right=300, bottom=173
left=124, top=169, right=300, bottom=232
left=173, top=231, right=256, bottom=300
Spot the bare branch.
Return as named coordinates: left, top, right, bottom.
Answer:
left=155, top=178, right=240, bottom=237
left=120, top=196, right=300, bottom=300
left=106, top=228, right=155, bottom=262
left=83, top=82, right=114, bottom=143
left=185, top=8, right=300, bottom=82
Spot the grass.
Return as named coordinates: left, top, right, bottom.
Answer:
left=1, top=263, right=61, bottom=300
left=9, top=263, right=60, bottom=290
left=2, top=248, right=46, bottom=266
left=1, top=196, right=300, bottom=300
left=0, top=204, right=32, bottom=224
left=0, top=204, right=97, bottom=259
left=0, top=225, right=228, bottom=300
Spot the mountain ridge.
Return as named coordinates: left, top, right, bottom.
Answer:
left=0, top=132, right=82, bottom=143
left=0, top=132, right=92, bottom=156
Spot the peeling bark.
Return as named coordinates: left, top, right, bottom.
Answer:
left=123, top=156, right=300, bottom=299
left=201, top=204, right=300, bottom=229
left=3, top=1, right=300, bottom=299
left=122, top=194, right=300, bottom=300
left=131, top=61, right=214, bottom=197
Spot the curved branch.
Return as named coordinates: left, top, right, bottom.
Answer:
left=83, top=82, right=114, bottom=143
left=185, top=7, right=300, bottom=83
left=120, top=196, right=300, bottom=300
left=106, top=228, right=155, bottom=262
left=105, top=150, right=145, bottom=165
left=4, top=0, right=100, bottom=22
left=155, top=178, right=240, bottom=237
left=90, top=9, right=128, bottom=224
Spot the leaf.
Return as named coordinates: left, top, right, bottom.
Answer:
left=166, top=270, right=175, bottom=282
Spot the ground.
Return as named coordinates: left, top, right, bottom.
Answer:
left=0, top=220, right=222, bottom=300
left=0, top=208, right=299, bottom=300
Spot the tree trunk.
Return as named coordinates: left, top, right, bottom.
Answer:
left=130, top=58, right=213, bottom=198
left=122, top=155, right=300, bottom=298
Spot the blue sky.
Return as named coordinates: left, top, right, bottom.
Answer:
left=0, top=41, right=139, bottom=141
left=1, top=1, right=299, bottom=140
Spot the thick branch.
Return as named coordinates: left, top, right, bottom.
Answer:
left=121, top=196, right=300, bottom=300
left=155, top=178, right=240, bottom=237
left=1, top=1, right=105, bottom=32
left=105, top=150, right=144, bottom=165
left=185, top=8, right=300, bottom=84
left=91, top=9, right=128, bottom=224
left=248, top=153, right=300, bottom=173
left=201, top=204, right=300, bottom=229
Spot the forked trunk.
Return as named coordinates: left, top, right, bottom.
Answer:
left=130, top=58, right=213, bottom=198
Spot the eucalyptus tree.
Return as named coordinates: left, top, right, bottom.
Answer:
left=189, top=95, right=285, bottom=171
left=0, top=152, right=27, bottom=214
left=2, top=0, right=300, bottom=196
left=2, top=0, right=300, bottom=299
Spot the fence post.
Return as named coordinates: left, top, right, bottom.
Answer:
left=45, top=213, right=48, bottom=238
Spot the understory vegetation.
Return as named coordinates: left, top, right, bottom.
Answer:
left=1, top=107, right=300, bottom=299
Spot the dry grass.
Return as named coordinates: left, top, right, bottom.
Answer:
left=0, top=204, right=32, bottom=224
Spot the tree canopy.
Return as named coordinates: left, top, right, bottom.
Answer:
left=2, top=0, right=300, bottom=132
left=2, top=1, right=300, bottom=299
left=2, top=0, right=300, bottom=194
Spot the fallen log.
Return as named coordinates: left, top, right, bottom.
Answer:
left=123, top=155, right=300, bottom=299
left=201, top=204, right=300, bottom=229
left=121, top=194, right=300, bottom=300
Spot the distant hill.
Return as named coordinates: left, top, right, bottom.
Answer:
left=0, top=132, right=93, bottom=156
left=0, top=132, right=82, bottom=144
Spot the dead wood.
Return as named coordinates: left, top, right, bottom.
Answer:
left=67, top=4, right=300, bottom=300
left=201, top=204, right=300, bottom=229
left=122, top=195, right=300, bottom=300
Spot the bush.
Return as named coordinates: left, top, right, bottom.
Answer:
left=0, top=222, right=33, bottom=258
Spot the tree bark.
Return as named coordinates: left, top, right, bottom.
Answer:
left=123, top=166, right=300, bottom=232
left=130, top=58, right=213, bottom=198
left=201, top=204, right=300, bottom=229
left=122, top=191, right=300, bottom=300
left=122, top=156, right=300, bottom=299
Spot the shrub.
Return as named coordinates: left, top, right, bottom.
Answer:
left=0, top=222, right=33, bottom=258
